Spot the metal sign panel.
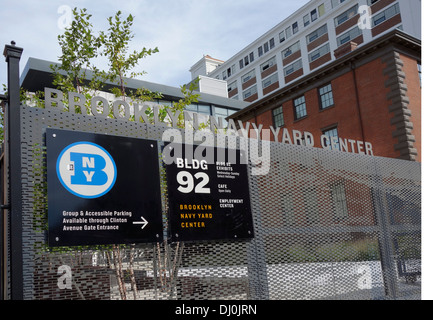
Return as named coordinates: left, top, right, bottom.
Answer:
left=46, top=128, right=163, bottom=246
left=164, top=143, right=254, bottom=242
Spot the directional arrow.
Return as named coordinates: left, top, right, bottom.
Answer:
left=133, top=216, right=148, bottom=229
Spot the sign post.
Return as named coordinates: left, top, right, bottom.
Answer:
left=46, top=128, right=164, bottom=246
left=3, top=41, right=24, bottom=300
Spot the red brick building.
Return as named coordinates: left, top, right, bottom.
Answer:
left=228, top=30, right=421, bottom=162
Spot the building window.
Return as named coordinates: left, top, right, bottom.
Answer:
left=185, top=104, right=198, bottom=112
left=239, top=59, right=244, bottom=69
left=243, top=85, right=257, bottom=100
left=279, top=31, right=286, bottom=43
left=285, top=26, right=292, bottom=39
left=241, top=69, right=255, bottom=84
left=372, top=3, right=400, bottom=26
left=418, top=62, right=421, bottom=86
left=308, top=43, right=330, bottom=62
left=214, top=106, right=236, bottom=127
left=269, top=38, right=275, bottom=50
left=307, top=24, right=328, bottom=44
left=304, top=187, right=319, bottom=224
left=186, top=103, right=211, bottom=115
left=249, top=52, right=255, bottom=63
left=311, top=9, right=318, bottom=22
left=272, top=106, right=284, bottom=128
left=281, top=41, right=301, bottom=59
left=334, top=4, right=358, bottom=27
left=292, top=22, right=299, bottom=34
left=258, top=46, right=263, bottom=57
left=293, top=96, right=307, bottom=120
left=303, top=14, right=310, bottom=27
left=262, top=73, right=278, bottom=89
left=244, top=56, right=249, bottom=66
left=260, top=56, right=277, bottom=72
left=198, top=104, right=211, bottom=115
left=227, top=81, right=237, bottom=92
left=331, top=0, right=346, bottom=8
left=281, top=193, right=295, bottom=226
left=284, top=59, right=303, bottom=76
left=330, top=181, right=348, bottom=218
left=336, top=26, right=362, bottom=46
left=318, top=3, right=325, bottom=16
left=319, top=83, right=334, bottom=109
left=322, top=127, right=340, bottom=150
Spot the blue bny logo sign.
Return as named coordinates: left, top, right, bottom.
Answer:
left=56, top=142, right=117, bottom=198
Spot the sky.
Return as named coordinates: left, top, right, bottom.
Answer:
left=0, top=0, right=309, bottom=91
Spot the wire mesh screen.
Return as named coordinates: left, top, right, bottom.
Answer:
left=18, top=105, right=421, bottom=300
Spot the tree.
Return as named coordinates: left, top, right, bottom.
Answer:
left=47, top=7, right=200, bottom=300
left=50, top=7, right=103, bottom=111
left=100, top=11, right=160, bottom=100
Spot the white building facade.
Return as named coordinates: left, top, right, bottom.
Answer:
left=191, top=0, right=421, bottom=103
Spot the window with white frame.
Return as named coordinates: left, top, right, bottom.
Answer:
left=372, top=3, right=400, bottom=26
left=307, top=24, right=328, bottom=44
left=260, top=56, right=277, bottom=72
left=258, top=46, right=263, bottom=57
left=294, top=96, right=307, bottom=120
left=308, top=43, right=330, bottom=62
left=285, top=26, right=292, bottom=39
left=292, top=21, right=299, bottom=34
left=319, top=83, right=334, bottom=109
left=311, top=8, right=318, bottom=22
left=337, top=26, right=362, bottom=46
left=262, top=73, right=278, bottom=89
left=281, top=41, right=300, bottom=59
left=241, top=69, right=256, bottom=84
left=334, top=4, right=358, bottom=26
left=284, top=59, right=303, bottom=76
left=272, top=106, right=284, bottom=128
left=281, top=193, right=295, bottom=226
left=269, top=38, right=275, bottom=50
left=243, top=85, right=257, bottom=99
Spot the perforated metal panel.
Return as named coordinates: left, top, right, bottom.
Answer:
left=18, top=105, right=421, bottom=300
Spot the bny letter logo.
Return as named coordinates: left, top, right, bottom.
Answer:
left=56, top=142, right=117, bottom=198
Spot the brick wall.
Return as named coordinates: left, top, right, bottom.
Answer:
left=241, top=52, right=421, bottom=161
